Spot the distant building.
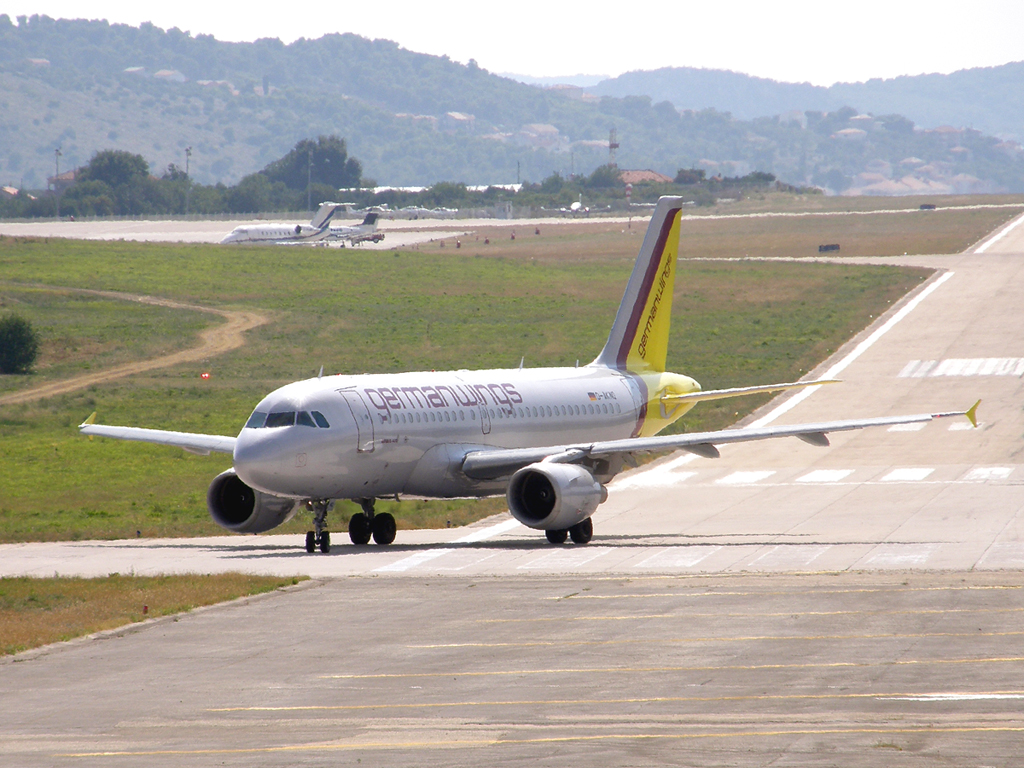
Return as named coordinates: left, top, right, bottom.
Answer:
left=26, top=58, right=50, bottom=67
left=153, top=69, right=187, bottom=83
left=442, top=112, right=475, bottom=134
left=123, top=66, right=146, bottom=76
left=619, top=169, right=672, bottom=185
left=1, top=185, right=19, bottom=198
left=832, top=128, right=867, bottom=140
left=47, top=169, right=77, bottom=195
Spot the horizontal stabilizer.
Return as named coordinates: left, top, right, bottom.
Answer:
left=663, top=379, right=840, bottom=404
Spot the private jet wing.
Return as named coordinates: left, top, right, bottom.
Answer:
left=460, top=402, right=979, bottom=480
left=80, top=414, right=235, bottom=456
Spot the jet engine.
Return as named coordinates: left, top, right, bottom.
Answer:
left=506, top=463, right=607, bottom=531
left=206, top=469, right=300, bottom=534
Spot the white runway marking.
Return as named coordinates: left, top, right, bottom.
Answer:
left=963, top=467, right=1013, bottom=481
left=517, top=547, right=611, bottom=570
left=888, top=422, right=927, bottom=432
left=716, top=470, right=775, bottom=485
left=611, top=455, right=697, bottom=489
left=974, top=211, right=1024, bottom=253
left=899, top=357, right=1024, bottom=378
left=373, top=518, right=520, bottom=572
left=796, top=469, right=854, bottom=483
left=864, top=544, right=939, bottom=567
left=881, top=468, right=934, bottom=482
left=748, top=545, right=832, bottom=568
left=749, top=271, right=955, bottom=428
left=634, top=546, right=722, bottom=569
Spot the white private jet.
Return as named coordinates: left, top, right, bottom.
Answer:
left=82, top=197, right=978, bottom=553
left=220, top=202, right=345, bottom=245
left=325, top=212, right=384, bottom=246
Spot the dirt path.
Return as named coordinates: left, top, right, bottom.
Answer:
left=0, top=286, right=269, bottom=407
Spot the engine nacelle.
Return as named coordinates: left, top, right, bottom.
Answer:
left=506, top=462, right=607, bottom=531
left=206, top=469, right=300, bottom=534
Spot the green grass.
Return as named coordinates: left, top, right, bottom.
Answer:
left=0, top=574, right=306, bottom=656
left=0, top=234, right=928, bottom=542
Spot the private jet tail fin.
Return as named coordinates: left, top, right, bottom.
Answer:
left=361, top=212, right=379, bottom=227
left=592, top=196, right=683, bottom=373
left=309, top=202, right=344, bottom=230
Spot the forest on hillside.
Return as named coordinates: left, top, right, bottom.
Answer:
left=2, top=15, right=1024, bottom=197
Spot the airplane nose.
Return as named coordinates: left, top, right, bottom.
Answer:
left=233, top=429, right=296, bottom=494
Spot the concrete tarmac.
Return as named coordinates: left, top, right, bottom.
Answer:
left=2, top=213, right=1023, bottom=766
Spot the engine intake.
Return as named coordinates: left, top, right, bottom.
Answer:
left=207, top=469, right=300, bottom=534
left=506, top=462, right=606, bottom=530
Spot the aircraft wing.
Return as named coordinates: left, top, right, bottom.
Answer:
left=79, top=414, right=236, bottom=456
left=460, top=403, right=979, bottom=480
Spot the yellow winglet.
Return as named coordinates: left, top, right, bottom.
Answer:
left=966, top=399, right=981, bottom=428
left=81, top=411, right=97, bottom=427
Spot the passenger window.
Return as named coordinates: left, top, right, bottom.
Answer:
left=296, top=411, right=316, bottom=427
left=311, top=411, right=330, bottom=428
left=265, top=411, right=296, bottom=428
left=245, top=411, right=267, bottom=429
left=470, top=410, right=476, bottom=420
left=459, top=411, right=465, bottom=420
left=588, top=405, right=594, bottom=415
left=575, top=405, right=580, bottom=415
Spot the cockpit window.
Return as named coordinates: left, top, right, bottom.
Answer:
left=296, top=411, right=316, bottom=427
left=245, top=411, right=267, bottom=429
left=311, top=411, right=330, bottom=428
left=265, top=411, right=297, bottom=428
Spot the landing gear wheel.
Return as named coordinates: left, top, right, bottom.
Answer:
left=349, top=512, right=372, bottom=545
left=319, top=530, right=331, bottom=553
left=371, top=512, right=397, bottom=545
left=545, top=528, right=569, bottom=545
left=569, top=518, right=593, bottom=545
left=305, top=531, right=316, bottom=553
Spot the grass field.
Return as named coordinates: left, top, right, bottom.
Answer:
left=0, top=204, right=972, bottom=543
left=0, top=573, right=305, bottom=656
left=454, top=199, right=1022, bottom=263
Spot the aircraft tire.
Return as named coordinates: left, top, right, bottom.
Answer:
left=372, top=513, right=397, bottom=546
left=545, top=528, right=569, bottom=545
left=319, top=530, right=331, bottom=553
left=349, top=513, right=372, bottom=545
left=569, top=518, right=593, bottom=545
left=305, top=531, right=316, bottom=553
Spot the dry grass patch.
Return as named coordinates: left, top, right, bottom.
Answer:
left=678, top=206, right=1021, bottom=260
left=0, top=573, right=305, bottom=656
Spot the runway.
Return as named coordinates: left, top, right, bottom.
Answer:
left=2, top=213, right=1023, bottom=766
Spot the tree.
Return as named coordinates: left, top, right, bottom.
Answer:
left=0, top=314, right=40, bottom=374
left=261, top=135, right=362, bottom=191
left=78, top=150, right=150, bottom=188
left=586, top=164, right=622, bottom=188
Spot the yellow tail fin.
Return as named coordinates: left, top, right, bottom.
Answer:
left=593, top=197, right=683, bottom=373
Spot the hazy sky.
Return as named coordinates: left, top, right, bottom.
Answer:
left=7, top=1, right=1024, bottom=86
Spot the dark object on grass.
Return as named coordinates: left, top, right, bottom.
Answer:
left=818, top=243, right=841, bottom=253
left=0, top=313, right=40, bottom=374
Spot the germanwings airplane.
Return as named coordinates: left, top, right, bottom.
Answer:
left=82, top=197, right=977, bottom=553
left=219, top=202, right=344, bottom=245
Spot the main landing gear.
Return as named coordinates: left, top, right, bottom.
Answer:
left=545, top=518, right=593, bottom=545
left=348, top=498, right=396, bottom=546
left=305, top=499, right=333, bottom=554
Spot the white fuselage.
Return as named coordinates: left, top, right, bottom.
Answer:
left=220, top=223, right=329, bottom=245
left=233, top=366, right=642, bottom=501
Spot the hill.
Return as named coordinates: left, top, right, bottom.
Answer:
left=2, top=15, right=1024, bottom=196
left=589, top=63, right=1024, bottom=142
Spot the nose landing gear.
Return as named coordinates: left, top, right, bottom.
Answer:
left=348, top=498, right=397, bottom=546
left=304, top=499, right=333, bottom=553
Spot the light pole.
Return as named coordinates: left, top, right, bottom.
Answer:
left=54, top=147, right=61, bottom=219
left=307, top=146, right=313, bottom=212
left=184, top=146, right=192, bottom=216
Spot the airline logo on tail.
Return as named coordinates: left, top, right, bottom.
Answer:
left=623, top=210, right=681, bottom=374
